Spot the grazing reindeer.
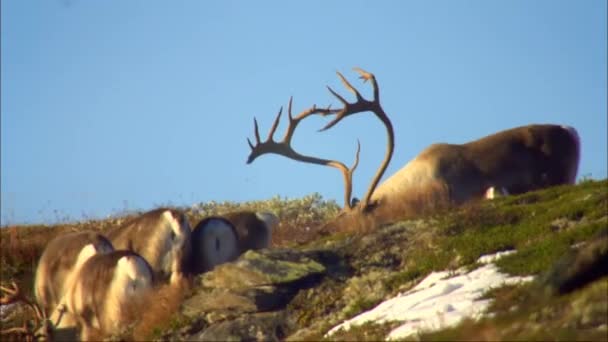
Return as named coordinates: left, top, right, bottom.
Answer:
left=247, top=68, right=580, bottom=216
left=222, top=211, right=279, bottom=252
left=34, top=231, right=114, bottom=320
left=60, top=250, right=154, bottom=341
left=190, top=217, right=239, bottom=274
left=107, top=208, right=192, bottom=285
left=189, top=212, right=278, bottom=274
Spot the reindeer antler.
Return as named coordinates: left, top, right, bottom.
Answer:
left=1, top=281, right=51, bottom=342
left=320, top=68, right=394, bottom=211
left=247, top=97, right=361, bottom=209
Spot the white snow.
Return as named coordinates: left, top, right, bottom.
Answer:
left=327, top=250, right=534, bottom=340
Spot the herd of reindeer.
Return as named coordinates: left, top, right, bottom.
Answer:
left=3, top=68, right=581, bottom=341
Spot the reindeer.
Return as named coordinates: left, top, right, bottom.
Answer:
left=190, top=216, right=239, bottom=274
left=246, top=68, right=580, bottom=218
left=106, top=208, right=192, bottom=285
left=34, top=231, right=114, bottom=322
left=60, top=250, right=154, bottom=341
left=222, top=211, right=278, bottom=252
left=189, top=211, right=278, bottom=274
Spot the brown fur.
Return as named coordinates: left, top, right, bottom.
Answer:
left=190, top=217, right=239, bottom=274
left=64, top=250, right=154, bottom=340
left=34, top=231, right=113, bottom=315
left=326, top=179, right=452, bottom=233
left=373, top=124, right=580, bottom=207
left=222, top=211, right=273, bottom=252
left=107, top=208, right=192, bottom=284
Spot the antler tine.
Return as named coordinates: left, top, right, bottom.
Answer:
left=0, top=281, right=19, bottom=305
left=246, top=97, right=360, bottom=209
left=253, top=118, right=261, bottom=143
left=317, top=68, right=395, bottom=211
left=287, top=96, right=294, bottom=120
left=337, top=71, right=364, bottom=102
left=267, top=107, right=283, bottom=141
left=319, top=69, right=377, bottom=132
left=354, top=67, right=379, bottom=102
left=326, top=85, right=349, bottom=106
left=351, top=139, right=361, bottom=174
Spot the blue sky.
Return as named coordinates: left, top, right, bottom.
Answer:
left=1, top=1, right=606, bottom=225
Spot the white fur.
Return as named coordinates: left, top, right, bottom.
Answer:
left=56, top=243, right=102, bottom=323
left=64, top=253, right=153, bottom=340
left=163, top=210, right=184, bottom=237
left=105, top=256, right=153, bottom=329
left=197, top=218, right=239, bottom=272
left=113, top=209, right=191, bottom=285
left=163, top=210, right=191, bottom=285
left=46, top=241, right=114, bottom=329
left=484, top=186, right=509, bottom=199
left=35, top=233, right=114, bottom=317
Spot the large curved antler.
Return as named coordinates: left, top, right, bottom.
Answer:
left=247, top=97, right=361, bottom=209
left=320, top=68, right=395, bottom=211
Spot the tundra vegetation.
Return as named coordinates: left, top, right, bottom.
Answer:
left=1, top=179, right=606, bottom=341
left=0, top=69, right=602, bottom=340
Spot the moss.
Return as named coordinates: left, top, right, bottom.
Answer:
left=3, top=180, right=607, bottom=341
left=327, top=321, right=401, bottom=341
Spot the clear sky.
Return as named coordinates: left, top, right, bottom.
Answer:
left=1, top=1, right=606, bottom=225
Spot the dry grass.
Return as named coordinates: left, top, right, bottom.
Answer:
left=322, top=180, right=453, bottom=234
left=131, top=279, right=191, bottom=340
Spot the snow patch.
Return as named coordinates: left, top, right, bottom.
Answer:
left=327, top=250, right=533, bottom=340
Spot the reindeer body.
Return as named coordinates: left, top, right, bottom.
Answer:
left=107, top=208, right=191, bottom=285
left=246, top=69, right=582, bottom=225
left=62, top=250, right=153, bottom=340
left=190, top=217, right=239, bottom=274
left=372, top=124, right=580, bottom=204
left=34, top=231, right=114, bottom=317
left=190, top=212, right=277, bottom=274
left=223, top=211, right=278, bottom=252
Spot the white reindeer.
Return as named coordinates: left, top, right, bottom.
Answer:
left=106, top=208, right=191, bottom=285
left=246, top=68, right=580, bottom=215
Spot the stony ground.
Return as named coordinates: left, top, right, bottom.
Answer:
left=1, top=180, right=607, bottom=341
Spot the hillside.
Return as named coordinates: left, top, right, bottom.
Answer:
left=1, top=179, right=607, bottom=341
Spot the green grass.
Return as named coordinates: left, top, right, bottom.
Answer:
left=1, top=179, right=606, bottom=341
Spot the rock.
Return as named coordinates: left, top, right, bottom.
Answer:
left=201, top=249, right=326, bottom=290
left=189, top=312, right=290, bottom=342
left=541, top=229, right=608, bottom=295
left=180, top=249, right=328, bottom=340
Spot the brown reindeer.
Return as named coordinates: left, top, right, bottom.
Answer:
left=106, top=208, right=192, bottom=285
left=60, top=250, right=154, bottom=341
left=246, top=68, right=580, bottom=217
left=34, top=231, right=114, bottom=323
left=189, top=211, right=278, bottom=274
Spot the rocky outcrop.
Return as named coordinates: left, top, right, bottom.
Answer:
left=168, top=249, right=328, bottom=340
